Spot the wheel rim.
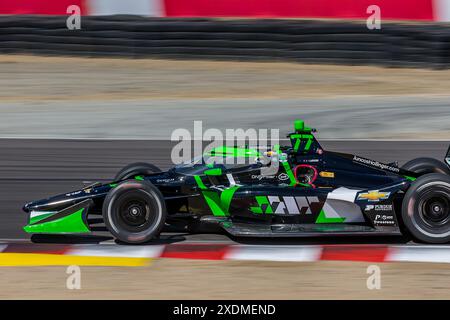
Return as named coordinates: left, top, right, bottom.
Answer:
left=114, top=190, right=158, bottom=232
left=420, top=193, right=449, bottom=227
left=414, top=184, right=450, bottom=236
left=120, top=200, right=150, bottom=227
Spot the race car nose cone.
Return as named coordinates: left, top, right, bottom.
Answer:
left=22, top=202, right=32, bottom=213
left=23, top=201, right=42, bottom=213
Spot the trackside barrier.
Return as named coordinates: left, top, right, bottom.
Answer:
left=0, top=16, right=449, bottom=68
left=2, top=0, right=450, bottom=21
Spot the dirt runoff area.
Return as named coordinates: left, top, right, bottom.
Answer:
left=1, top=259, right=450, bottom=299
left=2, top=54, right=450, bottom=102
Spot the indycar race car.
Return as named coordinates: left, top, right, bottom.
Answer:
left=23, top=120, right=450, bottom=244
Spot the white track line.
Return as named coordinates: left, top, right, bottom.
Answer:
left=67, top=245, right=165, bottom=258
left=225, top=245, right=323, bottom=262
left=387, top=246, right=450, bottom=263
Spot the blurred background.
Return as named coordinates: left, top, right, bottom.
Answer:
left=0, top=0, right=450, bottom=299
left=0, top=0, right=449, bottom=139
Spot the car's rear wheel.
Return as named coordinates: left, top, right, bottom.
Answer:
left=103, top=181, right=167, bottom=244
left=114, top=162, right=161, bottom=181
left=401, top=173, right=450, bottom=243
left=401, top=157, right=450, bottom=176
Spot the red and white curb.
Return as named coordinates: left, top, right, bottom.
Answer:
left=1, top=243, right=450, bottom=266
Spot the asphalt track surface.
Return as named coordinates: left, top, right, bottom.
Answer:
left=0, top=139, right=448, bottom=243
left=2, top=96, right=450, bottom=139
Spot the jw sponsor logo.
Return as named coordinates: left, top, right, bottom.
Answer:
left=250, top=195, right=323, bottom=215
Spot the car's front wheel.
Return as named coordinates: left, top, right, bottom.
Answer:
left=401, top=173, right=450, bottom=243
left=102, top=181, right=167, bottom=244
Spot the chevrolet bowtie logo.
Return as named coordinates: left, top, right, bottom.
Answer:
left=357, top=191, right=390, bottom=201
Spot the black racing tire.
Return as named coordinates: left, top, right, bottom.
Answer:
left=102, top=180, right=167, bottom=244
left=401, top=157, right=450, bottom=176
left=401, top=173, right=450, bottom=244
left=114, top=162, right=161, bottom=181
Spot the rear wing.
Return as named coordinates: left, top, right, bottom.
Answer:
left=446, top=145, right=450, bottom=168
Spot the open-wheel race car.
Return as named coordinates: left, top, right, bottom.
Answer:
left=23, top=120, right=450, bottom=244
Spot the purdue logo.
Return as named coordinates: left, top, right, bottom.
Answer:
left=250, top=196, right=323, bottom=215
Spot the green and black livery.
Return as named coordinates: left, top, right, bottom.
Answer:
left=23, top=120, right=450, bottom=244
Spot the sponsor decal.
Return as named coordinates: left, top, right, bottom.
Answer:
left=66, top=190, right=82, bottom=197
left=298, top=159, right=319, bottom=163
left=319, top=171, right=335, bottom=178
left=365, top=204, right=393, bottom=211
left=250, top=195, right=323, bottom=215
left=251, top=173, right=290, bottom=181
left=353, top=155, right=400, bottom=173
left=358, top=191, right=391, bottom=202
left=156, top=178, right=176, bottom=183
left=251, top=174, right=275, bottom=181
left=279, top=153, right=288, bottom=162
left=374, top=214, right=395, bottom=226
